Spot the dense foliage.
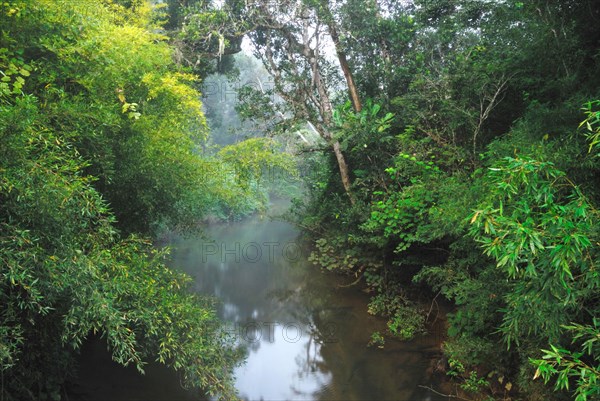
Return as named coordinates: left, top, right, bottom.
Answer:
left=0, top=1, right=295, bottom=400
left=3, top=0, right=600, bottom=400
left=286, top=1, right=600, bottom=400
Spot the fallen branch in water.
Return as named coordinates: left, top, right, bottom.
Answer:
left=418, top=385, right=473, bottom=401
left=337, top=273, right=363, bottom=288
left=426, top=291, right=441, bottom=324
left=337, top=264, right=367, bottom=288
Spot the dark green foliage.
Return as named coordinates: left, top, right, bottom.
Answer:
left=0, top=1, right=264, bottom=399
left=286, top=1, right=600, bottom=400
left=532, top=321, right=600, bottom=401
left=336, top=0, right=417, bottom=101
left=469, top=156, right=598, bottom=344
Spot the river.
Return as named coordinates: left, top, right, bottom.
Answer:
left=71, top=200, right=447, bottom=401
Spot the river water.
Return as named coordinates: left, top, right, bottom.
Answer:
left=72, top=200, right=447, bottom=401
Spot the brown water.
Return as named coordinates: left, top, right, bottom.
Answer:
left=72, top=201, right=447, bottom=401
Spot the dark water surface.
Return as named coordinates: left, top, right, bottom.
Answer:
left=73, top=201, right=447, bottom=401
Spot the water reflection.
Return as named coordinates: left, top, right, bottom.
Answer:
left=168, top=201, right=446, bottom=401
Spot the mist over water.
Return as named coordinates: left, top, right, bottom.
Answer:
left=71, top=200, right=446, bottom=400
left=167, top=199, right=446, bottom=401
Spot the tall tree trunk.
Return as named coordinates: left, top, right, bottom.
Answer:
left=253, top=3, right=357, bottom=204
left=303, top=18, right=356, bottom=204
left=321, top=1, right=362, bottom=113
left=332, top=140, right=354, bottom=197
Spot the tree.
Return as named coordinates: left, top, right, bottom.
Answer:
left=179, top=0, right=364, bottom=203
left=174, top=1, right=600, bottom=399
left=0, top=1, right=259, bottom=399
left=335, top=0, right=416, bottom=103
left=295, top=1, right=600, bottom=399
left=243, top=0, right=357, bottom=202
left=314, top=0, right=362, bottom=112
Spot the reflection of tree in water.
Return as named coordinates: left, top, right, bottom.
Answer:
left=287, top=330, right=332, bottom=399
left=258, top=264, right=340, bottom=399
left=285, top=263, right=420, bottom=401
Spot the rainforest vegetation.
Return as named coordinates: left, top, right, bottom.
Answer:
left=0, top=1, right=290, bottom=399
left=1, top=0, right=600, bottom=400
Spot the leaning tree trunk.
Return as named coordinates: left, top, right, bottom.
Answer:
left=323, top=3, right=362, bottom=113
left=332, top=140, right=354, bottom=197
left=309, top=57, right=356, bottom=204
left=253, top=3, right=357, bottom=204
